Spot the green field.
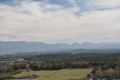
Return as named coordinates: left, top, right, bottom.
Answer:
left=13, top=68, right=92, bottom=80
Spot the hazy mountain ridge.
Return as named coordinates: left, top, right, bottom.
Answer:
left=0, top=41, right=120, bottom=54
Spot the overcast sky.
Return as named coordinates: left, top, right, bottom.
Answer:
left=0, top=0, right=120, bottom=43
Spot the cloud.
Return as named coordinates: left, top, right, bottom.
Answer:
left=0, top=0, right=120, bottom=43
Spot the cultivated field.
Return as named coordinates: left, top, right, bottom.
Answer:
left=13, top=68, right=92, bottom=80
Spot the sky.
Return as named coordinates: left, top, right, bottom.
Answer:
left=0, top=0, right=120, bottom=43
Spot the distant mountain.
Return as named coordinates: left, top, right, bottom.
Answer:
left=0, top=41, right=120, bottom=54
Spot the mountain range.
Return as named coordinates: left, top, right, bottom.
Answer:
left=0, top=41, right=120, bottom=54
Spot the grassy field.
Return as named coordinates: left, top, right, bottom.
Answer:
left=13, top=68, right=92, bottom=80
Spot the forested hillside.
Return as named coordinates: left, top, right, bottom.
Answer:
left=1, top=53, right=120, bottom=80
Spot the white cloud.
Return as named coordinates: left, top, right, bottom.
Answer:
left=0, top=0, right=120, bottom=43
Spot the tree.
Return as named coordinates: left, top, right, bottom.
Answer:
left=105, top=68, right=115, bottom=80
left=95, top=70, right=104, bottom=78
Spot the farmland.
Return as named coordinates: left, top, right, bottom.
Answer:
left=13, top=69, right=93, bottom=80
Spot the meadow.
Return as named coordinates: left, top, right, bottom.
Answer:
left=13, top=68, right=93, bottom=80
